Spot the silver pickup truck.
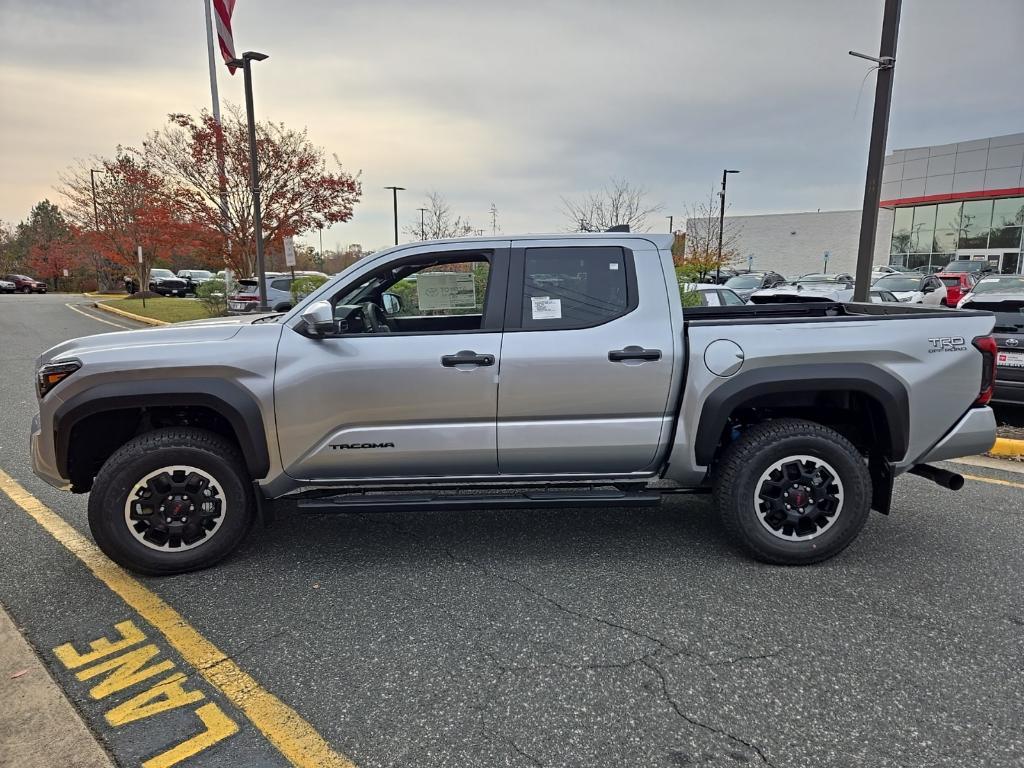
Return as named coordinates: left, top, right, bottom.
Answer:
left=31, top=234, right=999, bottom=574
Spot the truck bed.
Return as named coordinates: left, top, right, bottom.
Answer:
left=683, top=301, right=993, bottom=324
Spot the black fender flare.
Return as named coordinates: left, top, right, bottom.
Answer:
left=53, top=378, right=271, bottom=479
left=693, top=363, right=910, bottom=466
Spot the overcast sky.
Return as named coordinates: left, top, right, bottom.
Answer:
left=1, top=0, right=1021, bottom=251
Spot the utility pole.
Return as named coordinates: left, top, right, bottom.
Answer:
left=489, top=202, right=499, bottom=236
left=851, top=0, right=901, bottom=301
left=384, top=186, right=405, bottom=245
left=89, top=168, right=104, bottom=290
left=716, top=169, right=740, bottom=283
left=667, top=215, right=674, bottom=233
left=417, top=207, right=429, bottom=240
left=228, top=51, right=270, bottom=311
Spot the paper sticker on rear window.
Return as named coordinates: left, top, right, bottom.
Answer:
left=531, top=296, right=562, bottom=320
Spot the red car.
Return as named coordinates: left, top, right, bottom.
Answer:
left=936, top=272, right=973, bottom=306
left=3, top=273, right=47, bottom=293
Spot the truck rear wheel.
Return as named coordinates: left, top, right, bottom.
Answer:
left=714, top=418, right=871, bottom=565
left=87, top=428, right=255, bottom=575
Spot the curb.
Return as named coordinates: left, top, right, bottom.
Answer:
left=990, top=437, right=1024, bottom=458
left=93, top=301, right=168, bottom=326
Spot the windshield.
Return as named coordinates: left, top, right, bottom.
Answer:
left=724, top=275, right=762, bottom=289
left=963, top=299, right=1024, bottom=332
left=190, top=270, right=212, bottom=279
left=939, top=277, right=962, bottom=287
left=150, top=269, right=174, bottom=278
left=945, top=261, right=986, bottom=272
left=971, top=277, right=1024, bottom=294
left=874, top=276, right=922, bottom=291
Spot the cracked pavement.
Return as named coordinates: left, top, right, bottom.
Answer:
left=1, top=294, right=1023, bottom=767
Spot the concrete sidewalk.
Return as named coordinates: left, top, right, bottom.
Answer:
left=0, top=604, right=113, bottom=768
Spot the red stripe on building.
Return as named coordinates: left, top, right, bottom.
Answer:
left=880, top=187, right=1024, bottom=208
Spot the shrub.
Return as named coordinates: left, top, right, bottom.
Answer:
left=291, top=275, right=329, bottom=304
left=196, top=279, right=228, bottom=317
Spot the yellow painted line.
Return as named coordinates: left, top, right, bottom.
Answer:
left=65, top=302, right=133, bottom=330
left=0, top=468, right=357, bottom=768
left=990, top=437, right=1024, bottom=458
left=961, top=472, right=1024, bottom=490
left=94, top=300, right=168, bottom=326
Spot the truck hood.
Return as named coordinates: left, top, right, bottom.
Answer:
left=37, top=314, right=279, bottom=367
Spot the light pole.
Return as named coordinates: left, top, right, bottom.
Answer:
left=384, top=186, right=405, bottom=246
left=851, top=0, right=901, bottom=301
left=823, top=250, right=831, bottom=272
left=716, top=169, right=740, bottom=284
left=417, top=207, right=429, bottom=241
left=667, top=215, right=674, bottom=233
left=227, top=50, right=270, bottom=312
left=748, top=254, right=754, bottom=272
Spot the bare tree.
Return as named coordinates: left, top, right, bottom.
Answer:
left=561, top=177, right=662, bottom=233
left=489, top=202, right=500, bottom=235
left=405, top=191, right=474, bottom=240
left=680, top=188, right=743, bottom=281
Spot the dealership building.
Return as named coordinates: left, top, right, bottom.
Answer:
left=690, top=132, right=1024, bottom=278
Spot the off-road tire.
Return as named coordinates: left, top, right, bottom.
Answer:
left=88, top=428, right=254, bottom=575
left=714, top=418, right=871, bottom=565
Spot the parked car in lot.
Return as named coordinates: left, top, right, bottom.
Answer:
left=871, top=264, right=918, bottom=280
left=936, top=272, right=974, bottom=307
left=148, top=269, right=189, bottom=297
left=681, top=283, right=747, bottom=306
left=723, top=271, right=788, bottom=300
left=748, top=273, right=855, bottom=303
left=958, top=278, right=1024, bottom=405
left=871, top=273, right=948, bottom=305
left=955, top=275, right=1024, bottom=308
left=942, top=260, right=993, bottom=279
left=3, top=273, right=47, bottom=293
left=228, top=276, right=296, bottom=313
left=176, top=269, right=214, bottom=294
left=0, top=278, right=15, bottom=294
left=31, top=233, right=999, bottom=575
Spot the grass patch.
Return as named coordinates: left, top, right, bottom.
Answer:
left=102, top=297, right=214, bottom=323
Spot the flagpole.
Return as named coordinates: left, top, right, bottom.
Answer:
left=204, top=0, right=232, bottom=277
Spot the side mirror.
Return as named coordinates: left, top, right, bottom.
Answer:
left=300, top=299, right=335, bottom=337
left=382, top=292, right=402, bottom=315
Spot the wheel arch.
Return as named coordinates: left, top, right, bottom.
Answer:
left=54, top=379, right=271, bottom=491
left=694, top=363, right=910, bottom=467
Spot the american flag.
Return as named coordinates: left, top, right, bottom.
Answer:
left=213, top=0, right=237, bottom=73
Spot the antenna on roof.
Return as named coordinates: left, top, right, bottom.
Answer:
left=606, top=224, right=630, bottom=233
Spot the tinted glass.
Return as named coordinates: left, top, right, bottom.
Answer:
left=933, top=229, right=958, bottom=253
left=390, top=261, right=489, bottom=317
left=935, top=201, right=963, bottom=232
left=700, top=289, right=721, bottom=307
left=874, top=276, right=922, bottom=291
left=939, top=276, right=962, bottom=287
left=270, top=279, right=291, bottom=291
left=972, top=277, right=1024, bottom=294
left=959, top=200, right=993, bottom=248
left=151, top=269, right=173, bottom=278
left=911, top=205, right=936, bottom=254
left=891, top=207, right=913, bottom=254
left=521, top=247, right=629, bottom=329
left=719, top=289, right=745, bottom=306
left=724, top=275, right=762, bottom=289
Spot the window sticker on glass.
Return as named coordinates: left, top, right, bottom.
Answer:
left=416, top=272, right=476, bottom=310
left=531, top=296, right=562, bottom=320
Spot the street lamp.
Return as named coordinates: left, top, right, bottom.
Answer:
left=227, top=50, right=270, bottom=312
left=716, top=169, right=740, bottom=283
left=667, top=215, right=674, bottom=233
left=384, top=186, right=405, bottom=246
left=417, top=207, right=429, bottom=241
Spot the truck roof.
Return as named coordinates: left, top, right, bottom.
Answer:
left=383, top=232, right=675, bottom=251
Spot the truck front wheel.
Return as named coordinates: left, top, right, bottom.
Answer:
left=714, top=418, right=871, bottom=565
left=87, top=428, right=255, bottom=575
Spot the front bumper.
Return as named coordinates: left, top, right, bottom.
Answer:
left=30, top=412, right=71, bottom=490
left=918, top=407, right=997, bottom=464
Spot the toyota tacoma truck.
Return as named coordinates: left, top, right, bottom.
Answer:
left=31, top=234, right=999, bottom=574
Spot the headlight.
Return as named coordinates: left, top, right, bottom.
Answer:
left=37, top=360, right=81, bottom=398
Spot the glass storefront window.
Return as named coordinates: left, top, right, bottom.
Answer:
left=959, top=199, right=993, bottom=248
left=989, top=226, right=1022, bottom=248
left=933, top=230, right=959, bottom=253
left=935, top=201, right=963, bottom=232
left=911, top=205, right=936, bottom=253
left=989, top=198, right=1024, bottom=248
left=891, top=207, right=913, bottom=254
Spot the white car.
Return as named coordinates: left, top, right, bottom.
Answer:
left=0, top=278, right=15, bottom=294
left=956, top=275, right=1024, bottom=308
left=679, top=282, right=746, bottom=307
left=871, top=273, right=948, bottom=305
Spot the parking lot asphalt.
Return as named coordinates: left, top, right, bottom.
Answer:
left=1, top=292, right=1023, bottom=768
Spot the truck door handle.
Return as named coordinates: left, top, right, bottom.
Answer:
left=608, top=346, right=661, bottom=362
left=441, top=350, right=495, bottom=367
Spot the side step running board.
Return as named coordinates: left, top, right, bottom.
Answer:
left=297, top=489, right=662, bottom=513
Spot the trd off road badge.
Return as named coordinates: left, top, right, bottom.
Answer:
left=927, top=336, right=967, bottom=353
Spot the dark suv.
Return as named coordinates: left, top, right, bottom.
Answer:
left=723, top=271, right=788, bottom=300
left=960, top=276, right=1024, bottom=405
left=4, top=274, right=47, bottom=293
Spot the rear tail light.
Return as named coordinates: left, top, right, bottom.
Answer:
left=233, top=294, right=258, bottom=302
left=972, top=335, right=997, bottom=405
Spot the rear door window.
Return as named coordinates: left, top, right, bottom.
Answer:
left=270, top=278, right=292, bottom=291
left=517, top=246, right=634, bottom=330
